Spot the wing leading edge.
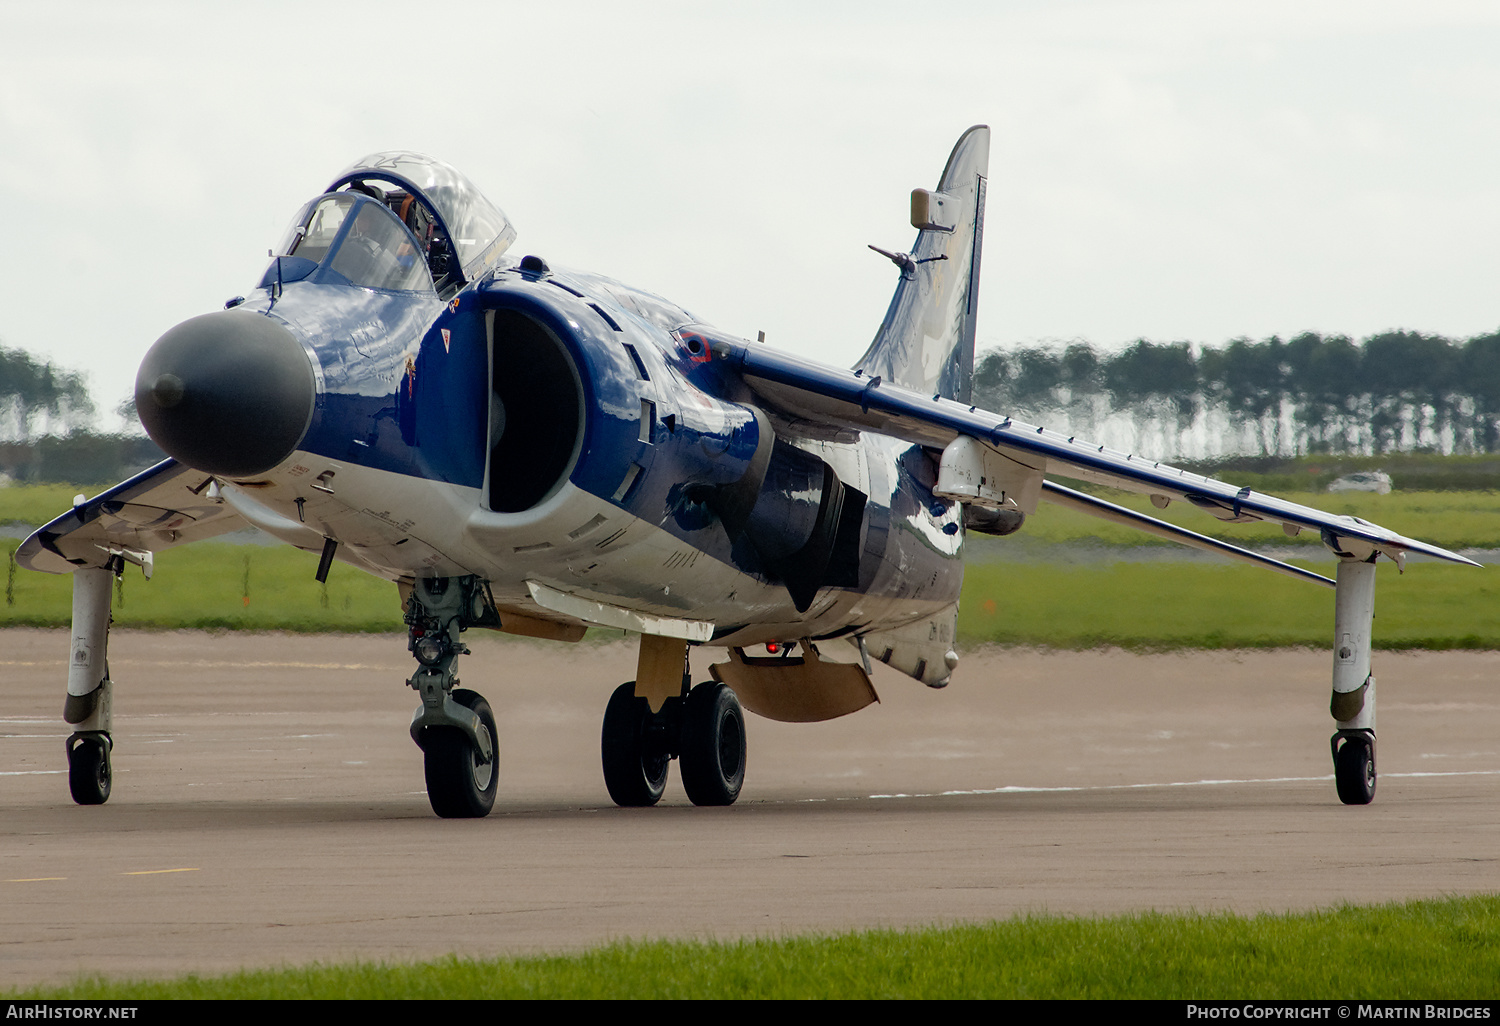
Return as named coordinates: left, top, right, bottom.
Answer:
left=16, top=458, right=251, bottom=575
left=710, top=337, right=1479, bottom=572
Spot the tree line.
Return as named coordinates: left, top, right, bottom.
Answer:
left=5, top=329, right=1500, bottom=482
left=0, top=345, right=92, bottom=441
left=973, top=329, right=1500, bottom=459
left=0, top=345, right=161, bottom=485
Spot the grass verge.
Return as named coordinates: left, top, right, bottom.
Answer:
left=9, top=896, right=1499, bottom=999
left=958, top=559, right=1499, bottom=650
left=1, top=542, right=401, bottom=633
left=3, top=484, right=1496, bottom=648
left=1, top=542, right=1494, bottom=649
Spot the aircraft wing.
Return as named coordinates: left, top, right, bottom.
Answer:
left=16, top=458, right=251, bottom=575
left=711, top=337, right=1479, bottom=571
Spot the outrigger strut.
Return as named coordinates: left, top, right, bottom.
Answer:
left=1329, top=556, right=1379, bottom=805
left=64, top=561, right=119, bottom=805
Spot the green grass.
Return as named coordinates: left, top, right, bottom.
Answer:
left=0, top=482, right=107, bottom=528
left=1026, top=485, right=1500, bottom=551
left=958, top=560, right=1497, bottom=650
left=1183, top=451, right=1500, bottom=494
left=10, top=896, right=1498, bottom=999
left=1, top=541, right=402, bottom=633
left=2, top=484, right=1495, bottom=647
left=7, top=543, right=1490, bottom=649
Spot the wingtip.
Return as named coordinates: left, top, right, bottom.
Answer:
left=1404, top=542, right=1483, bottom=568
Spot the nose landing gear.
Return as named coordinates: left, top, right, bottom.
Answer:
left=405, top=576, right=498, bottom=818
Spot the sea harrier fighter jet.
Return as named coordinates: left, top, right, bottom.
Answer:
left=19, top=127, right=1476, bottom=816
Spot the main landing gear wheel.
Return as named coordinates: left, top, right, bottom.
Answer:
left=601, top=682, right=672, bottom=807
left=422, top=689, right=498, bottom=818
left=1334, top=733, right=1376, bottom=806
left=679, top=681, right=746, bottom=807
left=67, top=734, right=112, bottom=806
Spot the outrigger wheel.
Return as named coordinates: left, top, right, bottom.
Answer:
left=67, top=732, right=112, bottom=806
left=1332, top=730, right=1376, bottom=806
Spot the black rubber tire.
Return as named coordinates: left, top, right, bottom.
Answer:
left=68, top=736, right=111, bottom=806
left=1334, top=734, right=1376, bottom=805
left=679, top=681, right=746, bottom=807
left=601, top=682, right=670, bottom=807
left=423, top=689, right=498, bottom=818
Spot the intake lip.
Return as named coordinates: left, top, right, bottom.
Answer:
left=136, top=310, right=316, bottom=478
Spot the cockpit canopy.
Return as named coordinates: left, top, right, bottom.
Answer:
left=328, top=151, right=517, bottom=285
left=266, top=152, right=517, bottom=298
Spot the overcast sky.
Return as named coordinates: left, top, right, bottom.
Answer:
left=4, top=1, right=1498, bottom=431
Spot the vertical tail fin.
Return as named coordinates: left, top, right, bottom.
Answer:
left=854, top=125, right=988, bottom=404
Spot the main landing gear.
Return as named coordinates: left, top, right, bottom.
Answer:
left=601, top=635, right=746, bottom=807
left=405, top=576, right=498, bottom=818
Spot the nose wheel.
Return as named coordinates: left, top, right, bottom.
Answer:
left=422, top=689, right=498, bottom=818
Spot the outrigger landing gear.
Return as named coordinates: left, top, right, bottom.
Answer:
left=601, top=635, right=746, bottom=808
left=1330, top=557, right=1378, bottom=805
left=405, top=576, right=498, bottom=818
left=65, top=565, right=117, bottom=805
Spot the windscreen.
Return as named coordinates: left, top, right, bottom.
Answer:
left=283, top=195, right=434, bottom=292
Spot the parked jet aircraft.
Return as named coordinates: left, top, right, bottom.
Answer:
left=18, top=127, right=1478, bottom=816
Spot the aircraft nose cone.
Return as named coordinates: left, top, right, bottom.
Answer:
left=136, top=310, right=316, bottom=478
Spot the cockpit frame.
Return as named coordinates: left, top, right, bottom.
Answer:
left=326, top=152, right=517, bottom=294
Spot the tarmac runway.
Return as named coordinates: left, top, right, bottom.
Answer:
left=2, top=628, right=1497, bottom=986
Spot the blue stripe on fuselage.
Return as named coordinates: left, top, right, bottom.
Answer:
left=270, top=282, right=486, bottom=488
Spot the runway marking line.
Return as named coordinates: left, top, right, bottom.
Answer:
left=861, top=768, right=1500, bottom=800
left=6, top=877, right=67, bottom=883
left=0, top=660, right=397, bottom=671
left=122, top=868, right=200, bottom=876
left=120, top=660, right=394, bottom=671
left=0, top=770, right=64, bottom=776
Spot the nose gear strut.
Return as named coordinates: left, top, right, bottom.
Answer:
left=405, top=575, right=498, bottom=817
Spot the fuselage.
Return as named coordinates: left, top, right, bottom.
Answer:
left=136, top=179, right=965, bottom=650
